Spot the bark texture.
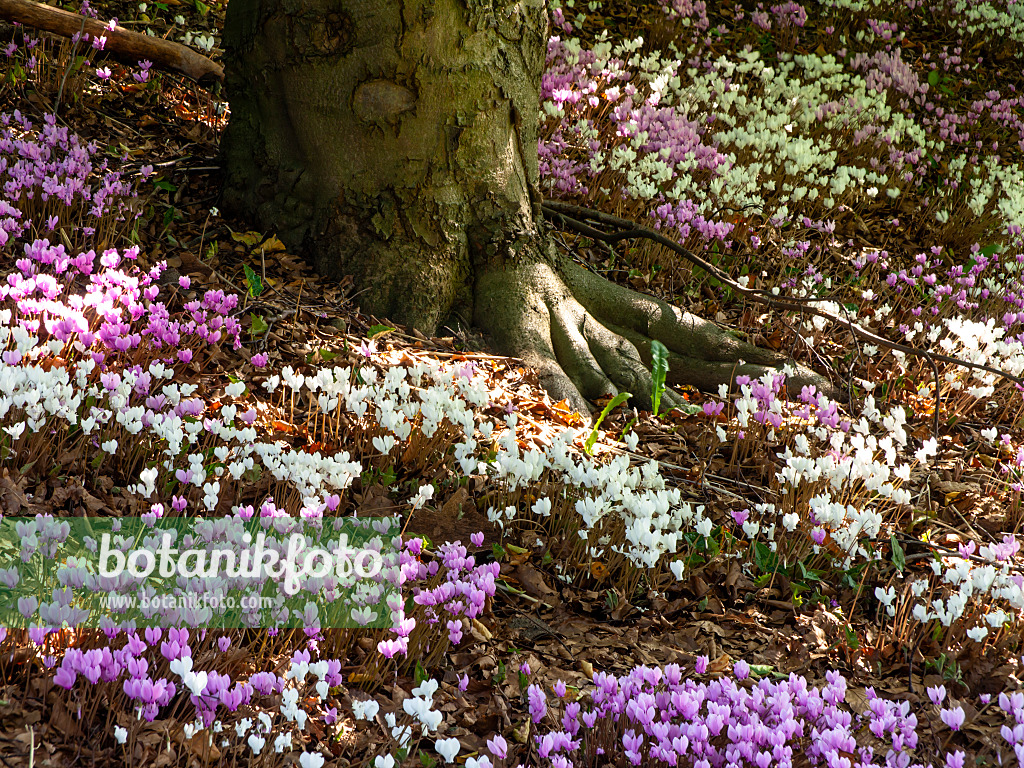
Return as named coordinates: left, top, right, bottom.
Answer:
left=222, top=0, right=546, bottom=333
left=221, top=0, right=832, bottom=416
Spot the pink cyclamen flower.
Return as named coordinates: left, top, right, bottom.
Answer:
left=487, top=735, right=507, bottom=759
left=940, top=706, right=965, bottom=731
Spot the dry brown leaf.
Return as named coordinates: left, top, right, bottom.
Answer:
left=514, top=563, right=561, bottom=606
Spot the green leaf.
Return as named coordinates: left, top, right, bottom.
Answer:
left=753, top=541, right=778, bottom=573
left=492, top=542, right=506, bottom=561
left=748, top=664, right=773, bottom=678
left=927, top=70, right=940, bottom=87
left=367, top=324, right=395, bottom=339
left=413, top=660, right=429, bottom=685
left=584, top=392, right=631, bottom=455
left=980, top=243, right=1000, bottom=258
left=843, top=624, right=860, bottom=650
left=651, top=341, right=669, bottom=417
left=890, top=535, right=906, bottom=573
left=249, top=313, right=268, bottom=336
left=418, top=752, right=437, bottom=768
left=243, top=264, right=264, bottom=297
left=797, top=560, right=821, bottom=581
left=619, top=416, right=638, bottom=442
left=153, top=178, right=177, bottom=193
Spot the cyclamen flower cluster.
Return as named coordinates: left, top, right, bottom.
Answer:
left=1, top=111, right=135, bottom=250
left=658, top=0, right=711, bottom=31
left=44, top=546, right=486, bottom=756
left=848, top=242, right=1024, bottom=374
left=1, top=241, right=242, bottom=366
left=538, top=4, right=1024, bottom=258
left=377, top=535, right=499, bottom=661
left=707, top=368, right=1024, bottom=643
left=526, top=661, right=977, bottom=768
left=407, top=539, right=497, bottom=644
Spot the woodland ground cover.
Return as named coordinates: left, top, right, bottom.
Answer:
left=1, top=0, right=1024, bottom=766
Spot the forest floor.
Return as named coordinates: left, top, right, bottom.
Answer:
left=1, top=0, right=1023, bottom=767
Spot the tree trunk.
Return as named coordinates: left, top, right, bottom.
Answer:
left=221, top=0, right=833, bottom=416
left=221, top=0, right=546, bottom=332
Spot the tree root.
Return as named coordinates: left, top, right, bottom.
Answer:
left=473, top=252, right=834, bottom=420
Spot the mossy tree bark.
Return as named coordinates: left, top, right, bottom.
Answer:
left=221, top=0, right=831, bottom=417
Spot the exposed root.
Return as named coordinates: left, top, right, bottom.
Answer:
left=474, top=252, right=834, bottom=420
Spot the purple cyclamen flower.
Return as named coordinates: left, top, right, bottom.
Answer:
left=527, top=684, right=547, bottom=724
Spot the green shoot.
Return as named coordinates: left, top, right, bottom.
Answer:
left=651, top=340, right=669, bottom=417
left=584, top=392, right=631, bottom=455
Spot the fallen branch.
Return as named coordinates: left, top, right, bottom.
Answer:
left=0, top=0, right=223, bottom=83
left=544, top=200, right=1024, bottom=437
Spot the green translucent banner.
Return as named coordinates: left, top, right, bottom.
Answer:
left=0, top=514, right=401, bottom=630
